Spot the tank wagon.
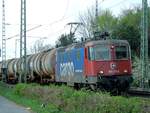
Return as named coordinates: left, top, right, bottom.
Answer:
left=0, top=40, right=133, bottom=91
left=0, top=49, right=56, bottom=83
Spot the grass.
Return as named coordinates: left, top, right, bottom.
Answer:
left=0, top=83, right=150, bottom=113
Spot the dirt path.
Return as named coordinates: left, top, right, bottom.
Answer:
left=0, top=96, right=31, bottom=113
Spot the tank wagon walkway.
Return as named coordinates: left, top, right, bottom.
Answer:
left=0, top=96, right=31, bottom=113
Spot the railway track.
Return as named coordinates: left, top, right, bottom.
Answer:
left=128, top=87, right=150, bottom=98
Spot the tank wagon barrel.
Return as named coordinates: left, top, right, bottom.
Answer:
left=41, top=49, right=56, bottom=78
left=0, top=48, right=56, bottom=83
left=7, top=59, right=16, bottom=76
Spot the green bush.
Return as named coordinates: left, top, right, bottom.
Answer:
left=0, top=83, right=150, bottom=113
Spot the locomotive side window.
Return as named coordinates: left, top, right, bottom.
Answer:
left=115, top=46, right=128, bottom=59
left=88, top=47, right=95, bottom=60
left=89, top=45, right=110, bottom=61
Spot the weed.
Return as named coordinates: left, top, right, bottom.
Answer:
left=0, top=83, right=149, bottom=113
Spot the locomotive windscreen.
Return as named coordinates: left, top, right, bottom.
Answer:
left=88, top=45, right=111, bottom=60
left=115, top=46, right=128, bottom=59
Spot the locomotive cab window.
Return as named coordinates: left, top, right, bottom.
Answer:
left=88, top=47, right=94, bottom=60
left=89, top=45, right=110, bottom=61
left=115, top=46, right=128, bottom=59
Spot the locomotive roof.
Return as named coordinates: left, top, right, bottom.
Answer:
left=85, top=40, right=129, bottom=47
left=57, top=43, right=84, bottom=52
left=57, top=39, right=129, bottom=52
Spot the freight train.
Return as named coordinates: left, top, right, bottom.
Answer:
left=0, top=39, right=133, bottom=92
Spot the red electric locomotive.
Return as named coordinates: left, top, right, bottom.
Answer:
left=84, top=40, right=133, bottom=91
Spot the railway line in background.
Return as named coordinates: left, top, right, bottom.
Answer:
left=128, top=87, right=150, bottom=98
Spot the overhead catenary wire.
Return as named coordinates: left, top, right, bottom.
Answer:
left=60, top=0, right=70, bottom=21
left=108, top=0, right=127, bottom=9
left=5, top=0, right=71, bottom=41
left=98, top=0, right=128, bottom=10
left=41, top=0, right=71, bottom=27
left=6, top=25, right=42, bottom=40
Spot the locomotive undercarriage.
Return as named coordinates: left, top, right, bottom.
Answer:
left=88, top=75, right=133, bottom=94
left=62, top=75, right=133, bottom=94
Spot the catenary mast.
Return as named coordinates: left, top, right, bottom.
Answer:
left=140, top=0, right=149, bottom=88
left=20, top=0, right=27, bottom=83
left=1, top=0, right=7, bottom=82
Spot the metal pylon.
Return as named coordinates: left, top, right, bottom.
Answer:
left=20, top=0, right=27, bottom=83
left=95, top=0, right=99, bottom=31
left=1, top=0, right=7, bottom=82
left=140, top=0, right=149, bottom=88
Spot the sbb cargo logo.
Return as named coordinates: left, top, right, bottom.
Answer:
left=60, top=62, right=74, bottom=77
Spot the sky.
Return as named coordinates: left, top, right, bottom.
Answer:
left=0, top=0, right=149, bottom=59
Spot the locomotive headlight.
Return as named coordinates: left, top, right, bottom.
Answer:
left=111, top=45, right=114, bottom=49
left=124, top=69, right=128, bottom=73
left=99, top=71, right=104, bottom=74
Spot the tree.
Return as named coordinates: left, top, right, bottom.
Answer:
left=97, top=10, right=118, bottom=36
left=78, top=8, right=96, bottom=39
left=30, top=39, right=52, bottom=54
left=79, top=9, right=117, bottom=40
left=55, top=33, right=76, bottom=47
left=112, top=8, right=142, bottom=56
